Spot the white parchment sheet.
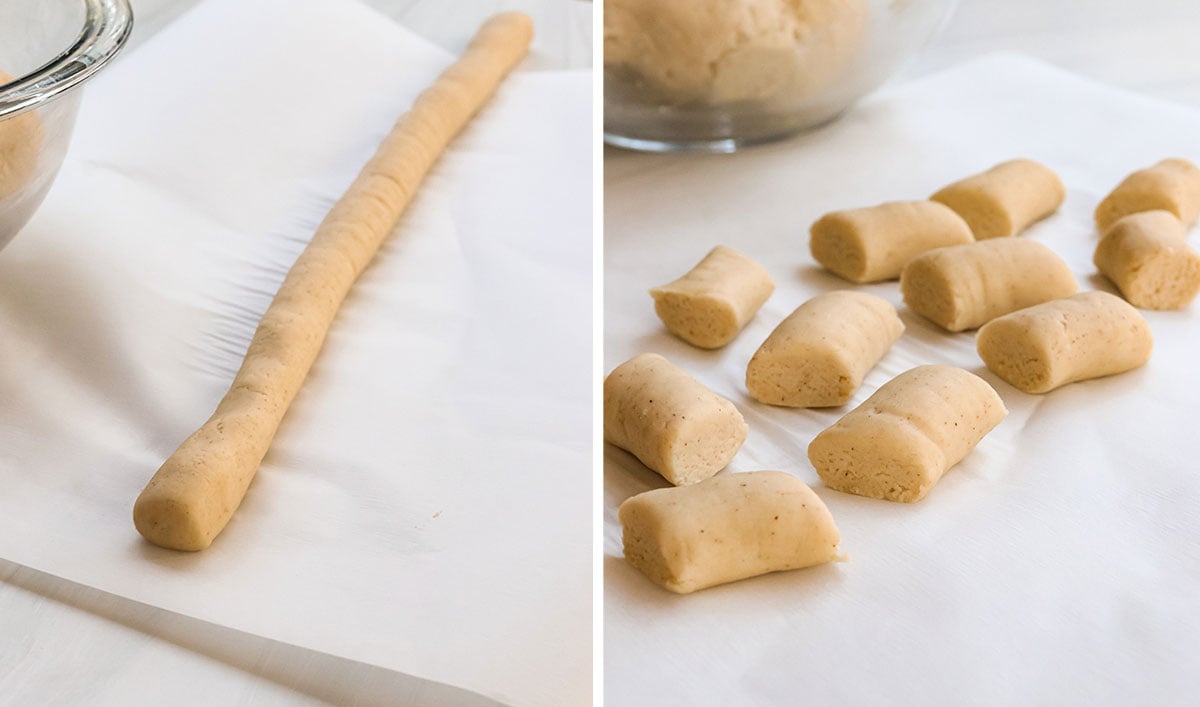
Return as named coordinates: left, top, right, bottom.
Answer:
left=0, top=1, right=591, bottom=705
left=605, top=55, right=1200, bottom=706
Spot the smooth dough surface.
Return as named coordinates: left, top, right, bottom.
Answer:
left=604, top=0, right=867, bottom=104
left=931, top=159, right=1064, bottom=239
left=746, top=290, right=903, bottom=407
left=604, top=353, right=747, bottom=486
left=1094, top=210, right=1200, bottom=310
left=900, top=238, right=1078, bottom=332
left=807, top=365, right=1006, bottom=503
left=0, top=70, right=44, bottom=202
left=809, top=200, right=974, bottom=283
left=650, top=244, right=775, bottom=349
left=976, top=291, right=1153, bottom=394
left=619, top=470, right=842, bottom=594
left=1094, top=158, right=1200, bottom=232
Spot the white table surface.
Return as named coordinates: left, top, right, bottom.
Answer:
left=0, top=2, right=588, bottom=707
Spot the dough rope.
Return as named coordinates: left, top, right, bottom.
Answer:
left=134, top=13, right=534, bottom=551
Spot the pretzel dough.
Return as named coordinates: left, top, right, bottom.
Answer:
left=809, top=201, right=973, bottom=283
left=931, top=159, right=1064, bottom=239
left=900, top=238, right=1078, bottom=332
left=619, top=471, right=842, bottom=594
left=604, top=0, right=868, bottom=104
left=1095, top=158, right=1200, bottom=232
left=604, top=353, right=747, bottom=486
left=1094, top=210, right=1200, bottom=310
left=0, top=71, right=44, bottom=202
left=133, top=14, right=535, bottom=551
left=976, top=291, right=1153, bottom=394
left=650, top=245, right=775, bottom=349
left=746, top=291, right=903, bottom=407
left=808, top=365, right=1006, bottom=503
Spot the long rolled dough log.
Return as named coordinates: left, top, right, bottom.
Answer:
left=808, top=365, right=1007, bottom=502
left=619, top=471, right=842, bottom=594
left=134, top=13, right=535, bottom=551
left=604, top=353, right=747, bottom=486
left=746, top=290, right=903, bottom=407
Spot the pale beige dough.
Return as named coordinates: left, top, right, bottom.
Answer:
left=1094, top=210, right=1200, bottom=310
left=0, top=70, right=44, bottom=202
left=133, top=14, right=535, bottom=551
left=619, top=470, right=842, bottom=594
left=650, top=244, right=775, bottom=349
left=604, top=353, right=747, bottom=486
left=807, top=365, right=1006, bottom=503
left=1095, top=158, right=1200, bottom=232
left=603, top=0, right=867, bottom=104
left=746, top=291, right=903, bottom=407
left=900, top=238, right=1078, bottom=332
left=976, top=291, right=1153, bottom=394
left=931, top=159, right=1065, bottom=239
left=809, top=200, right=974, bottom=283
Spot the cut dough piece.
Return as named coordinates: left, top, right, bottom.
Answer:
left=650, top=244, right=775, bottom=349
left=976, top=291, right=1153, bottom=394
left=900, top=238, right=1078, bottom=332
left=931, top=159, right=1064, bottom=239
left=1094, top=210, right=1200, bottom=310
left=0, top=70, right=44, bottom=202
left=808, top=365, right=1006, bottom=503
left=809, top=200, right=974, bottom=283
left=746, top=291, right=903, bottom=407
left=619, top=471, right=842, bottom=594
left=604, top=353, right=747, bottom=486
left=1095, top=158, right=1200, bottom=232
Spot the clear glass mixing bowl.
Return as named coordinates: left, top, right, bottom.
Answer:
left=604, top=0, right=956, bottom=152
left=0, top=0, right=133, bottom=249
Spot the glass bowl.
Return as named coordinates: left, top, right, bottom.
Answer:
left=604, top=0, right=956, bottom=152
left=0, top=0, right=132, bottom=249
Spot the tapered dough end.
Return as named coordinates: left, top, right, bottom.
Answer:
left=662, top=408, right=749, bottom=486
left=808, top=423, right=944, bottom=503
left=1122, top=249, right=1200, bottom=310
left=976, top=317, right=1059, bottom=394
left=650, top=290, right=740, bottom=349
left=809, top=213, right=872, bottom=283
left=1094, top=211, right=1200, bottom=310
left=899, top=255, right=966, bottom=331
left=746, top=345, right=856, bottom=407
left=930, top=186, right=1015, bottom=240
left=133, top=486, right=217, bottom=552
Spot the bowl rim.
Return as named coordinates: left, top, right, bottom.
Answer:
left=0, top=0, right=133, bottom=119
